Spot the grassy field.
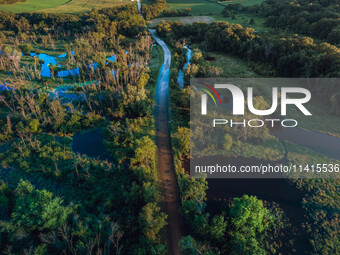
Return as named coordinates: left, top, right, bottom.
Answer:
left=213, top=13, right=268, bottom=31
left=166, top=0, right=225, bottom=15
left=218, top=0, right=264, bottom=6
left=0, top=0, right=69, bottom=13
left=214, top=0, right=268, bottom=32
left=164, top=0, right=267, bottom=31
left=0, top=0, right=130, bottom=13
left=204, top=51, right=258, bottom=77
left=148, top=15, right=214, bottom=27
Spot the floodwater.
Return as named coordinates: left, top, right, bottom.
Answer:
left=271, top=127, right=340, bottom=160
left=221, top=97, right=340, bottom=160
left=28, top=52, right=116, bottom=78
left=69, top=36, right=339, bottom=255
left=202, top=99, right=340, bottom=254
left=30, top=53, right=58, bottom=78
left=207, top=177, right=311, bottom=254
left=177, top=46, right=192, bottom=88
left=191, top=70, right=340, bottom=254
left=149, top=28, right=185, bottom=255
left=72, top=128, right=113, bottom=162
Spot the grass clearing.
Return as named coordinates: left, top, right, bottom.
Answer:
left=38, top=0, right=131, bottom=14
left=166, top=0, right=224, bottom=15
left=0, top=0, right=69, bottom=13
left=203, top=51, right=258, bottom=78
left=148, top=15, right=214, bottom=28
left=212, top=13, right=268, bottom=31
left=218, top=0, right=264, bottom=6
left=0, top=0, right=131, bottom=13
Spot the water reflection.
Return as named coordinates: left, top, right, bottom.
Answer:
left=72, top=128, right=113, bottom=162
left=29, top=52, right=116, bottom=78
left=220, top=97, right=340, bottom=160
left=177, top=46, right=192, bottom=88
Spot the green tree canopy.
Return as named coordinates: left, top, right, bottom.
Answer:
left=10, top=180, right=74, bottom=232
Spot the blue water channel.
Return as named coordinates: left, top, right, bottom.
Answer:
left=177, top=46, right=192, bottom=88
left=29, top=51, right=116, bottom=78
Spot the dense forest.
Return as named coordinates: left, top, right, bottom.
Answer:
left=0, top=4, right=170, bottom=254
left=0, top=6, right=145, bottom=37
left=156, top=21, right=340, bottom=78
left=223, top=0, right=340, bottom=45
left=141, top=0, right=167, bottom=20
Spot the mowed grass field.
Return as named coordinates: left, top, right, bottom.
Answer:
left=0, top=0, right=69, bottom=13
left=39, top=0, right=130, bottom=14
left=166, top=0, right=224, bottom=15
left=218, top=0, right=263, bottom=6
left=0, top=0, right=131, bottom=13
left=148, top=15, right=214, bottom=27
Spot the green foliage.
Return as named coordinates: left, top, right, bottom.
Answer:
left=0, top=181, right=10, bottom=219
left=162, top=8, right=191, bottom=17
left=141, top=0, right=167, bottom=20
left=173, top=127, right=190, bottom=158
left=0, top=89, right=105, bottom=142
left=156, top=21, right=340, bottom=77
left=229, top=195, right=272, bottom=255
left=0, top=5, right=145, bottom=37
left=0, top=4, right=167, bottom=254
left=257, top=0, right=340, bottom=44
left=131, top=136, right=157, bottom=173
left=230, top=195, right=270, bottom=235
left=179, top=236, right=198, bottom=254
left=209, top=215, right=227, bottom=240
left=178, top=174, right=208, bottom=203
left=105, top=117, right=153, bottom=163
left=138, top=202, right=167, bottom=242
left=29, top=119, right=40, bottom=133
left=0, top=135, right=74, bottom=176
left=18, top=44, right=32, bottom=55
left=32, top=244, right=48, bottom=255
left=224, top=134, right=233, bottom=151
left=289, top=177, right=340, bottom=255
left=9, top=180, right=74, bottom=232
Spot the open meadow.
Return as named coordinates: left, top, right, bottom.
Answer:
left=0, top=0, right=130, bottom=13
left=213, top=13, right=268, bottom=31
left=164, top=0, right=267, bottom=31
left=166, top=0, right=224, bottom=15
left=0, top=0, right=69, bottom=13
left=218, top=0, right=263, bottom=6
left=148, top=15, right=214, bottom=27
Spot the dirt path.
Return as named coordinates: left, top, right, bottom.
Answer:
left=136, top=1, right=183, bottom=254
